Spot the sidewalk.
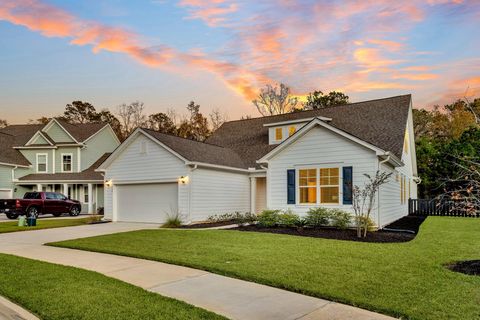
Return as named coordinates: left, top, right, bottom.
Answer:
left=0, top=295, right=39, bottom=320
left=0, top=223, right=395, bottom=320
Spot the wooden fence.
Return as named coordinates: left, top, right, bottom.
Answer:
left=409, top=198, right=480, bottom=217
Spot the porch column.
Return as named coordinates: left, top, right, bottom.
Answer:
left=36, top=184, right=42, bottom=192
left=63, top=183, right=68, bottom=197
left=87, top=183, right=93, bottom=214
left=250, top=177, right=256, bottom=214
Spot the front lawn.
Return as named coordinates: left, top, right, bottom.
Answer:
left=51, top=217, right=480, bottom=320
left=0, top=253, right=225, bottom=320
left=0, top=217, right=91, bottom=234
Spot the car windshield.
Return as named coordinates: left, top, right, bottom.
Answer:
left=23, top=192, right=41, bottom=199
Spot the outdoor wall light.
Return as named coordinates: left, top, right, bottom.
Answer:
left=179, top=176, right=189, bottom=184
left=105, top=180, right=113, bottom=187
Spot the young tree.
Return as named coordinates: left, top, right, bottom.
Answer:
left=63, top=101, right=97, bottom=123
left=176, top=101, right=210, bottom=141
left=148, top=112, right=176, bottom=134
left=352, top=171, right=392, bottom=238
left=0, top=119, right=7, bottom=128
left=95, top=109, right=123, bottom=140
left=252, top=83, right=298, bottom=116
left=116, top=101, right=147, bottom=139
left=303, top=91, right=349, bottom=110
left=209, top=108, right=228, bottom=131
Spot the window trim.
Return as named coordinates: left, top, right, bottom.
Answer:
left=319, top=167, right=340, bottom=204
left=296, top=166, right=341, bottom=206
left=298, top=168, right=318, bottom=204
left=36, top=153, right=48, bottom=173
left=83, top=185, right=89, bottom=203
left=61, top=153, right=73, bottom=173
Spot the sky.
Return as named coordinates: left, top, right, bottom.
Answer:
left=0, top=0, right=479, bottom=124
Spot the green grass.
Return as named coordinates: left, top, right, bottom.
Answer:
left=0, top=217, right=91, bottom=233
left=0, top=253, right=225, bottom=320
left=51, top=217, right=480, bottom=320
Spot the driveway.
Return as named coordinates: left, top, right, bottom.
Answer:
left=0, top=223, right=395, bottom=320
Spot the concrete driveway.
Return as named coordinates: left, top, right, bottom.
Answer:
left=0, top=223, right=396, bottom=320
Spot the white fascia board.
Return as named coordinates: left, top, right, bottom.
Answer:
left=258, top=118, right=386, bottom=163
left=25, top=131, right=54, bottom=146
left=185, top=161, right=251, bottom=173
left=83, top=124, right=121, bottom=145
left=0, top=162, right=30, bottom=168
left=263, top=116, right=332, bottom=127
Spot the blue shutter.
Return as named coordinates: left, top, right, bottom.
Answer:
left=343, top=166, right=353, bottom=205
left=287, top=169, right=295, bottom=204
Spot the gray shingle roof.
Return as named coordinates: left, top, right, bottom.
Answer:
left=205, top=95, right=411, bottom=168
left=0, top=120, right=111, bottom=166
left=18, top=153, right=110, bottom=182
left=142, top=128, right=246, bottom=169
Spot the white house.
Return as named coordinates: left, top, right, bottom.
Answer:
left=98, top=95, right=418, bottom=227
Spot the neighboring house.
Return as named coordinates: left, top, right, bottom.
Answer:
left=98, top=95, right=418, bottom=227
left=0, top=118, right=120, bottom=213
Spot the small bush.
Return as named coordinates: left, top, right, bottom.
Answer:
left=207, top=212, right=257, bottom=225
left=277, top=210, right=300, bottom=228
left=330, top=209, right=352, bottom=229
left=96, top=207, right=104, bottom=215
left=257, top=210, right=281, bottom=228
left=355, top=216, right=376, bottom=231
left=305, top=207, right=332, bottom=227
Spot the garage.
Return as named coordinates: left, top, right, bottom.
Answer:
left=0, top=189, right=12, bottom=199
left=115, top=183, right=178, bottom=223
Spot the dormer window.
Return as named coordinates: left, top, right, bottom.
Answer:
left=275, top=128, right=283, bottom=141
left=288, top=126, right=296, bottom=136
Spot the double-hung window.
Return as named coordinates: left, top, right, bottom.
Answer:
left=320, top=168, right=340, bottom=204
left=37, top=154, right=47, bottom=173
left=62, top=154, right=72, bottom=172
left=299, top=169, right=317, bottom=204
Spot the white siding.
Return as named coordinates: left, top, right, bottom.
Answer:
left=379, top=107, right=418, bottom=227
left=190, top=168, right=250, bottom=221
left=103, top=134, right=189, bottom=220
left=267, top=125, right=378, bottom=218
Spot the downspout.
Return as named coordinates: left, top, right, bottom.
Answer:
left=377, top=154, right=391, bottom=228
left=188, top=164, right=198, bottom=223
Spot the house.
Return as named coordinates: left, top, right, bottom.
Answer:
left=0, top=118, right=120, bottom=213
left=98, top=95, right=418, bottom=227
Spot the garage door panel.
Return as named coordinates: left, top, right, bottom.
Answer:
left=116, top=183, right=178, bottom=223
left=0, top=190, right=12, bottom=199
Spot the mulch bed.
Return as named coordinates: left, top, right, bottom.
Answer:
left=228, top=216, right=426, bottom=243
left=179, top=221, right=238, bottom=229
left=446, top=260, right=480, bottom=276
left=230, top=225, right=415, bottom=243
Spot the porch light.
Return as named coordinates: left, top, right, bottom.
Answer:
left=105, top=180, right=113, bottom=187
left=179, top=176, right=189, bottom=184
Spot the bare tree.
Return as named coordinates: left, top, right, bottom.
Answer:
left=0, top=119, right=8, bottom=128
left=352, top=171, right=392, bottom=238
left=209, top=108, right=228, bottom=131
left=116, top=101, right=147, bottom=139
left=252, top=83, right=298, bottom=116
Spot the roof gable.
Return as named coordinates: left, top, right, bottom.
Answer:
left=43, top=119, right=77, bottom=143
left=207, top=95, right=411, bottom=168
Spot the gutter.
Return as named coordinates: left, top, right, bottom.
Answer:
left=377, top=154, right=391, bottom=228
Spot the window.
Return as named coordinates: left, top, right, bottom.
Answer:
left=84, top=185, right=89, bottom=203
left=24, top=192, right=41, bottom=200
left=320, top=168, right=340, bottom=204
left=299, top=169, right=317, bottom=204
left=275, top=127, right=283, bottom=140
left=45, top=192, right=56, bottom=200
left=62, top=154, right=72, bottom=172
left=37, top=154, right=47, bottom=173
left=288, top=126, right=296, bottom=136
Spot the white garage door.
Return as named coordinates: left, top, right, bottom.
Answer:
left=0, top=190, right=12, bottom=199
left=115, top=183, right=178, bottom=223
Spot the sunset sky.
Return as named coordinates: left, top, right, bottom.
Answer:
left=1, top=0, right=479, bottom=123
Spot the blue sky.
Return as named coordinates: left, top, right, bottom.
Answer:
left=0, top=0, right=479, bottom=123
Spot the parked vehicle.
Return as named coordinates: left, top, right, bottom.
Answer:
left=0, top=192, right=81, bottom=219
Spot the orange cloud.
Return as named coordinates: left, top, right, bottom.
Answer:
left=178, top=0, right=237, bottom=27
left=393, top=73, right=438, bottom=81
left=0, top=0, right=266, bottom=99
left=368, top=39, right=404, bottom=52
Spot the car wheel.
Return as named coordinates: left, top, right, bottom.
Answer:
left=6, top=212, right=18, bottom=220
left=27, top=206, right=39, bottom=218
left=69, top=206, right=80, bottom=216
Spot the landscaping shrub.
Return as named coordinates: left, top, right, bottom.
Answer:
left=354, top=216, right=376, bottom=232
left=257, top=210, right=281, bottom=227
left=207, top=212, right=257, bottom=225
left=305, top=207, right=332, bottom=227
left=330, top=209, right=352, bottom=229
left=162, top=212, right=183, bottom=228
left=277, top=210, right=300, bottom=228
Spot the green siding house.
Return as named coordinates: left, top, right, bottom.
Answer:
left=0, top=119, right=120, bottom=213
